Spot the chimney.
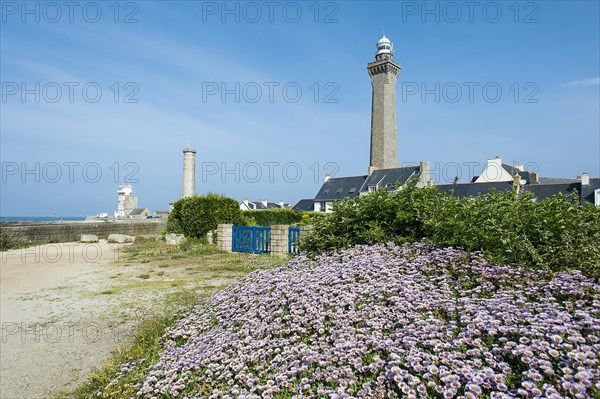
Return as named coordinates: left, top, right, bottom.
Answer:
left=418, top=161, right=433, bottom=187
left=486, top=156, right=503, bottom=180
left=581, top=172, right=590, bottom=186
left=278, top=200, right=285, bottom=208
left=242, top=198, right=249, bottom=206
left=324, top=174, right=331, bottom=182
left=530, top=172, right=538, bottom=184
left=259, top=199, right=268, bottom=207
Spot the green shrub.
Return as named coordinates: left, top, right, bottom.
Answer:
left=0, top=230, right=11, bottom=250
left=301, top=187, right=600, bottom=280
left=167, top=194, right=243, bottom=238
left=300, top=212, right=327, bottom=225
left=241, top=208, right=302, bottom=226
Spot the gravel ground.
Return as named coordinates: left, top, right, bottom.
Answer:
left=0, top=240, right=243, bottom=399
left=0, top=241, right=137, bottom=398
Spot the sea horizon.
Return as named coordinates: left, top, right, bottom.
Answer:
left=0, top=216, right=86, bottom=223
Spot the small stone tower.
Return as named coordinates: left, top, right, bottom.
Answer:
left=182, top=145, right=196, bottom=198
left=368, top=35, right=401, bottom=175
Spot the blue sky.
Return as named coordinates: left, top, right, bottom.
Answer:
left=1, top=0, right=599, bottom=216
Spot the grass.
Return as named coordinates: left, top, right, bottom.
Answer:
left=0, top=237, right=34, bottom=251
left=52, top=237, right=286, bottom=399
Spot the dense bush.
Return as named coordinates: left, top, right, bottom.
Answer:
left=0, top=230, right=10, bottom=250
left=242, top=208, right=302, bottom=226
left=167, top=194, right=242, bottom=238
left=240, top=209, right=327, bottom=227
left=301, top=186, right=600, bottom=280
left=299, top=211, right=328, bottom=225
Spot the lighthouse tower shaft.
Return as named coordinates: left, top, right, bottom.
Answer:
left=368, top=36, right=401, bottom=175
left=182, top=146, right=196, bottom=198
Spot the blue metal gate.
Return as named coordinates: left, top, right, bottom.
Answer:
left=232, top=226, right=271, bottom=254
left=288, top=227, right=300, bottom=255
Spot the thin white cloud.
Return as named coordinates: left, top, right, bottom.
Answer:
left=561, top=77, right=600, bottom=88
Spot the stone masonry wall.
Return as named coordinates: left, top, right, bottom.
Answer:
left=0, top=221, right=165, bottom=247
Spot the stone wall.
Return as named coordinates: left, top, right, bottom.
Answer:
left=0, top=221, right=165, bottom=248
left=216, top=224, right=233, bottom=253
left=270, top=225, right=289, bottom=256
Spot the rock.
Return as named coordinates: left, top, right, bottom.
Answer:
left=206, top=230, right=217, bottom=245
left=107, top=234, right=135, bottom=244
left=80, top=234, right=99, bottom=243
left=165, top=233, right=185, bottom=245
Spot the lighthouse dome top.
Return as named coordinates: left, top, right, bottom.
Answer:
left=376, top=35, right=393, bottom=57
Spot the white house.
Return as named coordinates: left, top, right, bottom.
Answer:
left=240, top=199, right=290, bottom=211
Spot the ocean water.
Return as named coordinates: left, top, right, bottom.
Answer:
left=0, top=216, right=85, bottom=223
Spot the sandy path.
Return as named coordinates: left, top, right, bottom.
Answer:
left=0, top=241, right=138, bottom=399
left=0, top=240, right=261, bottom=399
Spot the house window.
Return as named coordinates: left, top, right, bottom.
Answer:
left=595, top=189, right=600, bottom=206
left=349, top=187, right=356, bottom=194
left=320, top=202, right=327, bottom=212
left=335, top=188, right=343, bottom=194
left=368, top=185, right=377, bottom=192
left=323, top=189, right=330, bottom=195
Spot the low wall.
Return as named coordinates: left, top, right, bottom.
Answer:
left=0, top=220, right=165, bottom=248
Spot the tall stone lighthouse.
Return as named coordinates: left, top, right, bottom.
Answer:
left=182, top=145, right=196, bottom=198
left=368, top=35, right=401, bottom=175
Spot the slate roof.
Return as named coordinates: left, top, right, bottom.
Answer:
left=537, top=177, right=578, bottom=184
left=501, top=163, right=521, bottom=176
left=497, top=163, right=538, bottom=184
left=292, top=199, right=315, bottom=212
left=314, top=175, right=367, bottom=201
left=361, top=166, right=420, bottom=191
left=129, top=208, right=149, bottom=216
left=579, top=178, right=600, bottom=204
left=436, top=179, right=599, bottom=205
left=521, top=183, right=580, bottom=201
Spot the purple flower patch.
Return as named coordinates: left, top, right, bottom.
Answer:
left=109, top=243, right=599, bottom=398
